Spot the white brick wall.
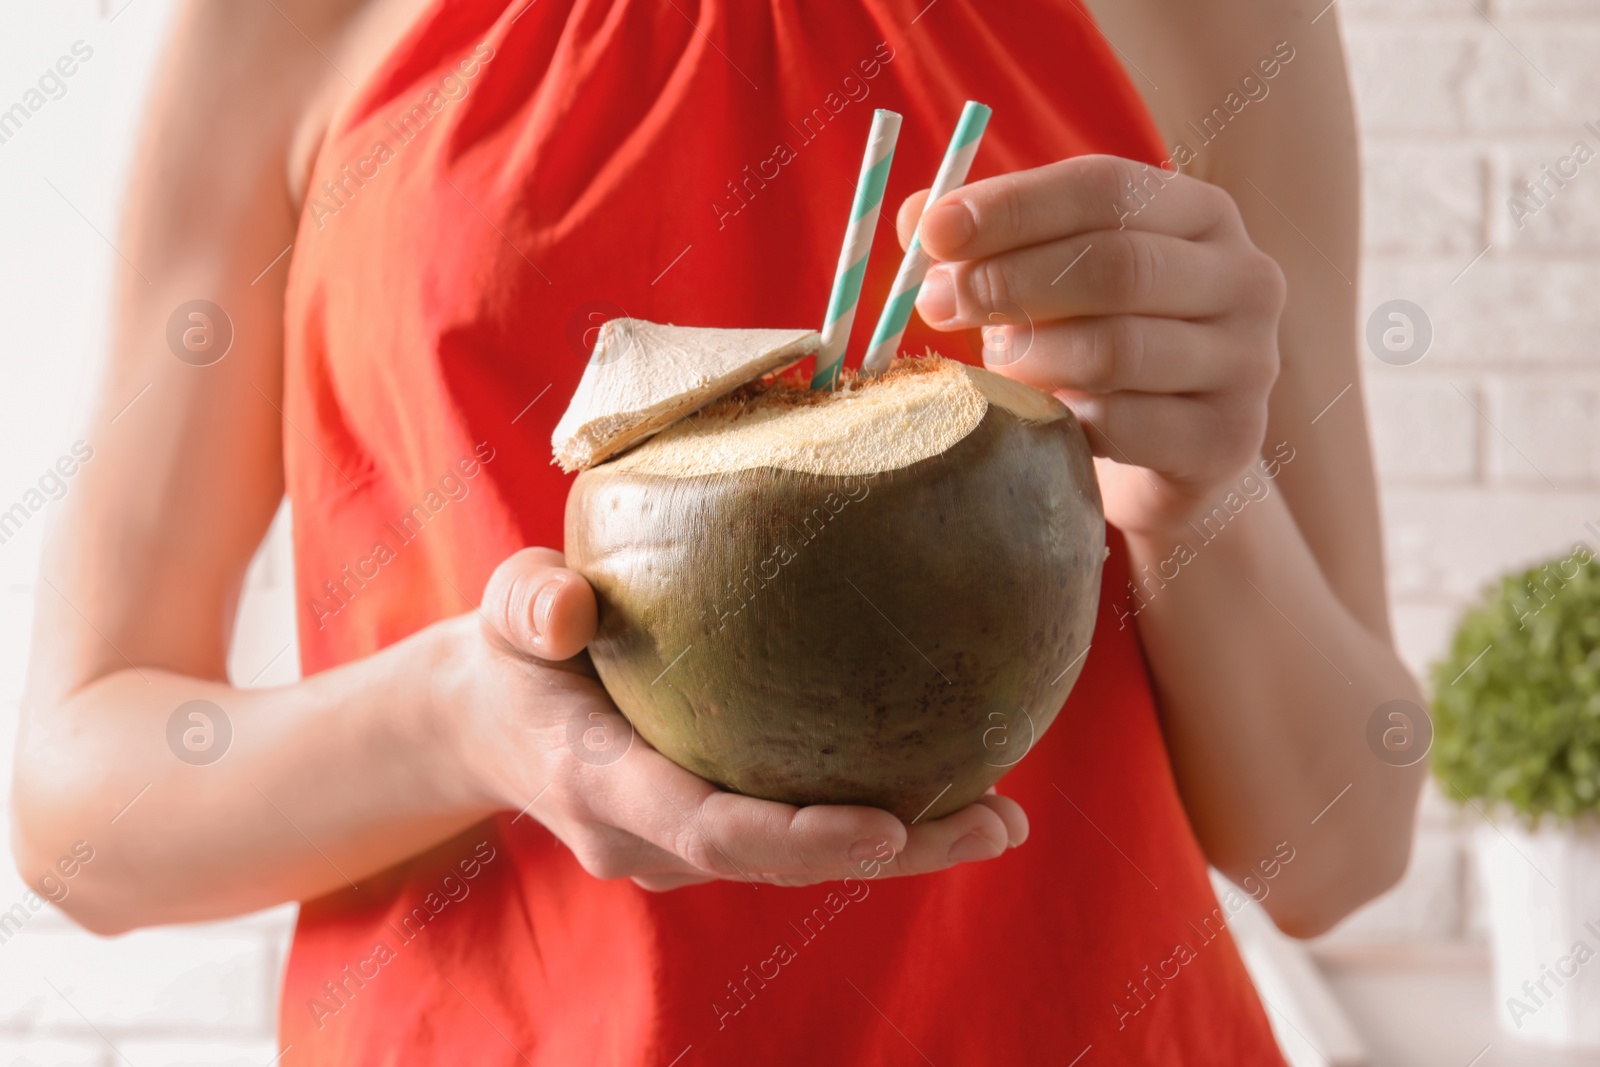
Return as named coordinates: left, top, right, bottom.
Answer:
left=1488, top=376, right=1600, bottom=484
left=1367, top=377, right=1481, bottom=482
left=3, top=0, right=1598, bottom=1053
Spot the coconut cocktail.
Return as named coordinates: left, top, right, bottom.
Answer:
left=553, top=319, right=1103, bottom=822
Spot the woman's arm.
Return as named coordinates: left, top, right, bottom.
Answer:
left=906, top=0, right=1423, bottom=936
left=12, top=2, right=1023, bottom=934
left=9, top=0, right=494, bottom=932
left=1099, top=0, right=1423, bottom=936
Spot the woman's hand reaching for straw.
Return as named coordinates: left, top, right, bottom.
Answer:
left=901, top=155, right=1286, bottom=544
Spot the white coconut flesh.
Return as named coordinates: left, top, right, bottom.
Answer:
left=603, top=356, right=1069, bottom=480
left=552, top=319, right=820, bottom=472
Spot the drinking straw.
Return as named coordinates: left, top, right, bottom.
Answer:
left=860, top=100, right=991, bottom=375
left=811, top=109, right=903, bottom=390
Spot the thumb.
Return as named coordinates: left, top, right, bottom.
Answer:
left=896, top=188, right=931, bottom=251
left=480, top=547, right=598, bottom=661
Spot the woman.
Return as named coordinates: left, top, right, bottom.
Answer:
left=11, top=0, right=1423, bottom=1062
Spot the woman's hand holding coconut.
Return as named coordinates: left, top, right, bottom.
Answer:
left=454, top=548, right=1029, bottom=891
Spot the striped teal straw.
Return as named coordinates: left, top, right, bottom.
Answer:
left=811, top=109, right=902, bottom=389
left=860, top=100, right=991, bottom=375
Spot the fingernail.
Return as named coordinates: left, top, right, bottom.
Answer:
left=917, top=270, right=957, bottom=324
left=849, top=839, right=886, bottom=862
left=532, top=578, right=565, bottom=640
left=948, top=832, right=1000, bottom=864
left=923, top=201, right=975, bottom=251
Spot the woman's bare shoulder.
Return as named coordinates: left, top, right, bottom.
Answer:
left=279, top=0, right=440, bottom=206
left=161, top=0, right=434, bottom=209
left=1077, top=0, right=1351, bottom=182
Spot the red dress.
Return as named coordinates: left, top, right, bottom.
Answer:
left=278, top=1, right=1288, bottom=1062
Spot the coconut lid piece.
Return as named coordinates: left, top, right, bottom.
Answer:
left=552, top=319, right=820, bottom=472
left=606, top=356, right=1070, bottom=479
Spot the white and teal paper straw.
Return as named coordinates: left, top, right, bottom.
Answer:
left=860, top=100, right=991, bottom=375
left=811, top=109, right=903, bottom=390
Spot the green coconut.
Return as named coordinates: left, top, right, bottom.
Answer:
left=559, top=347, right=1104, bottom=822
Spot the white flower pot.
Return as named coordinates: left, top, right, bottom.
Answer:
left=1475, top=820, right=1600, bottom=1047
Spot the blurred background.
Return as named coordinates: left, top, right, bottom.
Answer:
left=1, top=1, right=1597, bottom=1064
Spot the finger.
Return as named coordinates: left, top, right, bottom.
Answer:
left=895, top=188, right=931, bottom=251
left=918, top=155, right=1238, bottom=262
left=481, top=547, right=598, bottom=660
left=916, top=231, right=1243, bottom=327
left=631, top=871, right=717, bottom=892
left=559, top=818, right=701, bottom=881
left=613, top=795, right=1026, bottom=890
left=973, top=792, right=1029, bottom=848
left=581, top=741, right=907, bottom=877
left=621, top=795, right=1026, bottom=890
left=880, top=799, right=1014, bottom=877
left=982, top=316, right=1271, bottom=396
left=1061, top=391, right=1267, bottom=488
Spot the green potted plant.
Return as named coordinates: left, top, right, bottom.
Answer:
left=1432, top=541, right=1600, bottom=1048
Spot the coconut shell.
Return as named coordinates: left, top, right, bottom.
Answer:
left=564, top=358, right=1104, bottom=822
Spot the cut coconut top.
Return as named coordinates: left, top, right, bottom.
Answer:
left=601, top=356, right=1069, bottom=479
left=552, top=319, right=819, bottom=472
